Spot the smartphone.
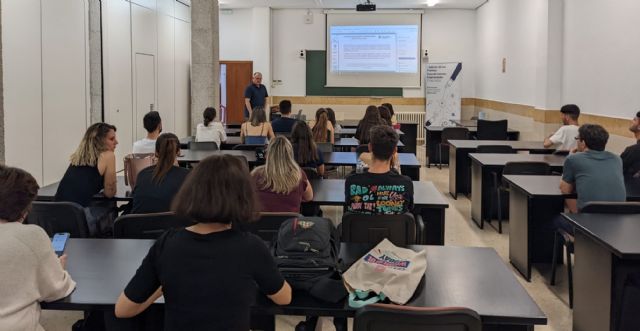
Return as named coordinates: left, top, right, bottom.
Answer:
left=52, top=233, right=70, bottom=257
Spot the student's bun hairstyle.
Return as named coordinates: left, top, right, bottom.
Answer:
left=172, top=155, right=258, bottom=226
left=0, top=165, right=39, bottom=222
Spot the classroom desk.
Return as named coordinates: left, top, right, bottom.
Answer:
left=503, top=175, right=640, bottom=281
left=424, top=126, right=522, bottom=168
left=179, top=136, right=243, bottom=150
left=469, top=153, right=565, bottom=228
left=333, top=137, right=405, bottom=149
left=323, top=152, right=420, bottom=180
left=37, top=176, right=131, bottom=201
left=310, top=179, right=449, bottom=245
left=564, top=213, right=640, bottom=331
left=180, top=136, right=404, bottom=151
left=42, top=239, right=547, bottom=330
left=339, top=120, right=360, bottom=128
left=448, top=140, right=551, bottom=199
left=334, top=128, right=404, bottom=138
left=178, top=149, right=258, bottom=165
left=452, top=119, right=478, bottom=127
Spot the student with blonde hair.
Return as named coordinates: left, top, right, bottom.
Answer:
left=240, top=106, right=275, bottom=144
left=55, top=122, right=118, bottom=235
left=312, top=108, right=335, bottom=144
left=251, top=136, right=313, bottom=212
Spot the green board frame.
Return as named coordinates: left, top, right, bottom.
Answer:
left=305, top=50, right=403, bottom=97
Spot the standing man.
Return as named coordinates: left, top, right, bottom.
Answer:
left=244, top=72, right=269, bottom=119
left=544, top=104, right=580, bottom=152
left=621, top=111, right=640, bottom=178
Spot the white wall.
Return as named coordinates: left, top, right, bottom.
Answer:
left=3, top=0, right=89, bottom=185
left=103, top=0, right=191, bottom=166
left=562, top=0, right=640, bottom=119
left=222, top=8, right=476, bottom=98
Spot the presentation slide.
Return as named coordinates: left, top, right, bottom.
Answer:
left=329, top=25, right=419, bottom=74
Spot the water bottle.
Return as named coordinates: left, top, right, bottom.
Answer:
left=356, top=159, right=365, bottom=174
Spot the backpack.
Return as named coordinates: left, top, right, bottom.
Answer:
left=273, top=217, right=347, bottom=303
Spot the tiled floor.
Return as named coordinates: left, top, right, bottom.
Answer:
left=41, top=145, right=572, bottom=330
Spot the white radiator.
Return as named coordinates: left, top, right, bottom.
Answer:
left=395, top=112, right=425, bottom=141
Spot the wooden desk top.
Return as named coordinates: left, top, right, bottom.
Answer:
left=42, top=239, right=546, bottom=325
left=564, top=213, right=640, bottom=258
left=178, top=149, right=257, bottom=163
left=452, top=119, right=478, bottom=127
left=449, top=140, right=548, bottom=151
left=335, top=128, right=404, bottom=136
left=503, top=175, right=640, bottom=201
left=334, top=137, right=405, bottom=147
left=322, top=152, right=420, bottom=167
left=469, top=153, right=566, bottom=167
left=426, top=126, right=520, bottom=134
left=310, top=179, right=448, bottom=209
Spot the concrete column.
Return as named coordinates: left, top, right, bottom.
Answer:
left=0, top=0, right=4, bottom=163
left=88, top=0, right=102, bottom=124
left=190, top=0, right=220, bottom=135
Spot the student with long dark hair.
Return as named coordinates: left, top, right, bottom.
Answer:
left=381, top=102, right=397, bottom=125
left=292, top=121, right=325, bottom=177
left=379, top=106, right=393, bottom=126
left=241, top=106, right=275, bottom=144
left=116, top=155, right=291, bottom=329
left=130, top=133, right=190, bottom=214
left=355, top=105, right=385, bottom=145
left=326, top=107, right=340, bottom=130
left=312, top=108, right=335, bottom=144
left=196, top=107, right=227, bottom=147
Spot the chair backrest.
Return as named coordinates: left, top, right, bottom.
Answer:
left=477, top=119, right=508, bottom=140
left=113, top=212, right=194, bottom=239
left=293, top=109, right=306, bottom=121
left=302, top=167, right=322, bottom=180
left=441, top=127, right=469, bottom=144
left=188, top=141, right=219, bottom=151
left=341, top=213, right=417, bottom=246
left=123, top=153, right=156, bottom=189
left=476, top=145, right=516, bottom=154
left=553, top=150, right=570, bottom=156
left=354, top=304, right=482, bottom=331
left=26, top=201, right=90, bottom=238
left=244, top=136, right=269, bottom=145
left=248, top=212, right=302, bottom=241
left=232, top=144, right=265, bottom=151
left=503, top=161, right=551, bottom=176
left=356, top=144, right=370, bottom=157
left=580, top=202, right=640, bottom=214
left=316, top=142, right=333, bottom=153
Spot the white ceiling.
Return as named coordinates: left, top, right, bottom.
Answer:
left=218, top=0, right=487, bottom=10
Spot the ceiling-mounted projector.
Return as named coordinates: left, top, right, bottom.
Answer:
left=356, top=0, right=376, bottom=11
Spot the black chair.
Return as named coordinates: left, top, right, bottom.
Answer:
left=356, top=144, right=369, bottom=157
left=302, top=167, right=322, bottom=180
left=113, top=212, right=193, bottom=239
left=188, top=141, right=219, bottom=151
left=475, top=145, right=515, bottom=154
left=437, top=127, right=469, bottom=169
left=232, top=144, right=265, bottom=151
left=488, top=162, right=551, bottom=233
left=476, top=119, right=508, bottom=140
left=354, top=304, right=482, bottom=331
left=249, top=212, right=302, bottom=241
left=551, top=202, right=640, bottom=308
left=26, top=201, right=90, bottom=238
left=341, top=213, right=424, bottom=246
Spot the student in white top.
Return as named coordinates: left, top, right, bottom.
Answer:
left=544, top=104, right=580, bottom=151
left=132, top=111, right=162, bottom=154
left=196, top=107, right=227, bottom=148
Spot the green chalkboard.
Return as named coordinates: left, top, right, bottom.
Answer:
left=305, top=50, right=403, bottom=97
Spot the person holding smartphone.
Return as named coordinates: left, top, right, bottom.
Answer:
left=0, top=165, right=76, bottom=331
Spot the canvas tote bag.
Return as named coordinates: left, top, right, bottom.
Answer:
left=343, top=239, right=427, bottom=307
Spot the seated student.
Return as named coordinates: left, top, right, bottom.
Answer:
left=271, top=99, right=297, bottom=133
left=312, top=108, right=335, bottom=144
left=382, top=102, right=398, bottom=126
left=133, top=111, right=162, bottom=154
left=326, top=107, right=341, bottom=130
left=355, top=105, right=385, bottom=145
left=115, top=155, right=291, bottom=329
left=291, top=121, right=325, bottom=177
left=0, top=165, right=76, bottom=331
left=55, top=122, right=118, bottom=235
left=195, top=107, right=227, bottom=147
left=130, top=133, right=190, bottom=214
left=379, top=106, right=393, bottom=126
left=544, top=104, right=580, bottom=151
left=251, top=136, right=314, bottom=213
left=240, top=106, right=275, bottom=144
left=345, top=125, right=414, bottom=214
left=621, top=111, right=640, bottom=178
left=557, top=124, right=626, bottom=231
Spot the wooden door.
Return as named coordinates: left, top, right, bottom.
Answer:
left=221, top=61, right=252, bottom=124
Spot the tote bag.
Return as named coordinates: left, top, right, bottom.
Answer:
left=343, top=239, right=427, bottom=307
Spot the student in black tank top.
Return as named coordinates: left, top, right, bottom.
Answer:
left=241, top=106, right=274, bottom=144
left=55, top=123, right=118, bottom=235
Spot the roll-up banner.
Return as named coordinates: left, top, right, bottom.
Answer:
left=425, top=62, right=462, bottom=127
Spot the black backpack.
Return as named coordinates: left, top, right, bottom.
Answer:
left=273, top=217, right=347, bottom=303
